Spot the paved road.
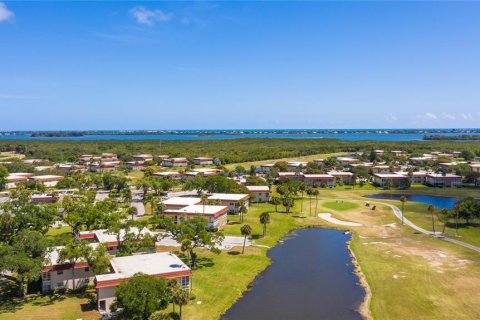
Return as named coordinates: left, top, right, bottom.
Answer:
left=346, top=199, right=480, bottom=254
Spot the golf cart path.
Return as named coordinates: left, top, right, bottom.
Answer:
left=318, top=213, right=363, bottom=226
left=334, top=199, right=480, bottom=254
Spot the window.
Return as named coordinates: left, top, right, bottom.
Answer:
left=85, top=267, right=90, bottom=272
left=42, top=272, right=51, bottom=281
left=57, top=270, right=63, bottom=275
left=181, top=276, right=190, bottom=289
left=57, top=282, right=64, bottom=288
left=99, top=300, right=106, bottom=311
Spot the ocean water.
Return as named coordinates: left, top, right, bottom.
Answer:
left=0, top=131, right=478, bottom=141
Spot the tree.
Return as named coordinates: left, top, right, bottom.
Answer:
left=437, top=209, right=451, bottom=234
left=113, top=273, right=168, bottom=320
left=312, top=189, right=320, bottom=216
left=298, top=182, right=307, bottom=216
left=160, top=217, right=224, bottom=268
left=399, top=196, right=407, bottom=225
left=0, top=165, right=8, bottom=190
left=86, top=243, right=111, bottom=274
left=0, top=230, right=49, bottom=298
left=240, top=224, right=252, bottom=254
left=172, top=289, right=189, bottom=320
left=58, top=239, right=91, bottom=290
left=282, top=195, right=294, bottom=213
left=238, top=200, right=248, bottom=223
left=454, top=197, right=480, bottom=225
left=427, top=205, right=436, bottom=234
left=259, top=212, right=270, bottom=237
left=269, top=195, right=281, bottom=212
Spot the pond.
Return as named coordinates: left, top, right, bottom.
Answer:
left=222, top=228, right=365, bottom=320
left=366, top=194, right=459, bottom=209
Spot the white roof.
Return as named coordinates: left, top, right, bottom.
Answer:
left=208, top=193, right=249, bottom=201
left=303, top=174, right=334, bottom=178
left=153, top=171, right=181, bottom=176
left=32, top=175, right=63, bottom=181
left=96, top=252, right=190, bottom=282
left=164, top=197, right=202, bottom=206
left=427, top=173, right=461, bottom=178
left=79, top=227, right=156, bottom=244
left=373, top=173, right=405, bottom=178
left=165, top=204, right=228, bottom=215
left=246, top=186, right=270, bottom=192
left=328, top=171, right=353, bottom=176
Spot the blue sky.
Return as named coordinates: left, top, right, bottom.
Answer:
left=1, top=1, right=480, bottom=130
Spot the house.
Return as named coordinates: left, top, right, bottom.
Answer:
left=152, top=171, right=182, bottom=180
left=126, top=161, right=145, bottom=171
left=163, top=197, right=202, bottom=210
left=42, top=246, right=95, bottom=293
left=192, top=157, right=214, bottom=165
left=57, top=163, right=84, bottom=174
left=287, top=161, right=308, bottom=172
left=426, top=173, right=462, bottom=187
left=23, top=159, right=44, bottom=165
left=207, top=193, right=250, bottom=213
left=371, top=165, right=391, bottom=174
left=372, top=173, right=409, bottom=188
left=162, top=157, right=189, bottom=167
left=79, top=155, right=101, bottom=164
left=259, top=163, right=275, bottom=173
left=31, top=193, right=57, bottom=204
left=246, top=185, right=270, bottom=202
left=95, top=252, right=192, bottom=313
left=101, top=153, right=118, bottom=160
left=35, top=165, right=56, bottom=172
left=397, top=171, right=429, bottom=184
left=336, top=157, right=360, bottom=166
left=302, top=174, right=335, bottom=187
left=5, top=174, right=30, bottom=188
left=132, top=154, right=154, bottom=162
left=469, top=163, right=480, bottom=173
left=328, top=171, right=354, bottom=184
left=89, top=161, right=120, bottom=173
left=163, top=205, right=229, bottom=228
left=313, top=159, right=325, bottom=165
left=77, top=227, right=157, bottom=255
left=277, top=172, right=303, bottom=183
left=31, top=175, right=64, bottom=187
left=185, top=168, right=223, bottom=179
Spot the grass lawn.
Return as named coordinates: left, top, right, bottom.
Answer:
left=45, top=226, right=72, bottom=246
left=127, top=170, right=144, bottom=182
left=4, top=186, right=480, bottom=320
left=0, top=282, right=99, bottom=320
left=322, top=200, right=360, bottom=211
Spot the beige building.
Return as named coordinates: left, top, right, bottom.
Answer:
left=246, top=185, right=270, bottom=202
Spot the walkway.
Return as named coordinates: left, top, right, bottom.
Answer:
left=336, top=199, right=480, bottom=254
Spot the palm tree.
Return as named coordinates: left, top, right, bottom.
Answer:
left=259, top=212, right=270, bottom=237
left=200, top=194, right=208, bottom=214
left=312, top=189, right=320, bottom=216
left=299, top=182, right=307, bottom=216
left=181, top=239, right=193, bottom=267
left=173, top=289, right=190, bottom=320
left=269, top=195, right=281, bottom=212
left=239, top=200, right=248, bottom=223
left=437, top=208, right=450, bottom=234
left=167, top=279, right=181, bottom=313
left=306, top=187, right=313, bottom=217
left=240, top=224, right=252, bottom=254
left=428, top=204, right=436, bottom=234
left=399, top=196, right=407, bottom=225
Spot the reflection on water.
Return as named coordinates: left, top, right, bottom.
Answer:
left=222, top=228, right=365, bottom=320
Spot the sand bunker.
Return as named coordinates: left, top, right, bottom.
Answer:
left=318, top=213, right=363, bottom=227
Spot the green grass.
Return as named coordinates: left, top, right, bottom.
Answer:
left=0, top=281, right=99, bottom=320
left=322, top=201, right=360, bottom=211
left=45, top=226, right=72, bottom=246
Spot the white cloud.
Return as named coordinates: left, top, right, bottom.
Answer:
left=388, top=114, right=398, bottom=121
left=0, top=2, right=14, bottom=22
left=130, top=6, right=173, bottom=26
left=424, top=112, right=437, bottom=120
left=461, top=113, right=475, bottom=121
left=441, top=112, right=455, bottom=120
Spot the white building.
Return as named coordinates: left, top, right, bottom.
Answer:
left=95, top=253, right=192, bottom=313
left=207, top=193, right=250, bottom=213
left=31, top=175, right=64, bottom=187
left=163, top=205, right=229, bottom=229
left=246, top=185, right=270, bottom=202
